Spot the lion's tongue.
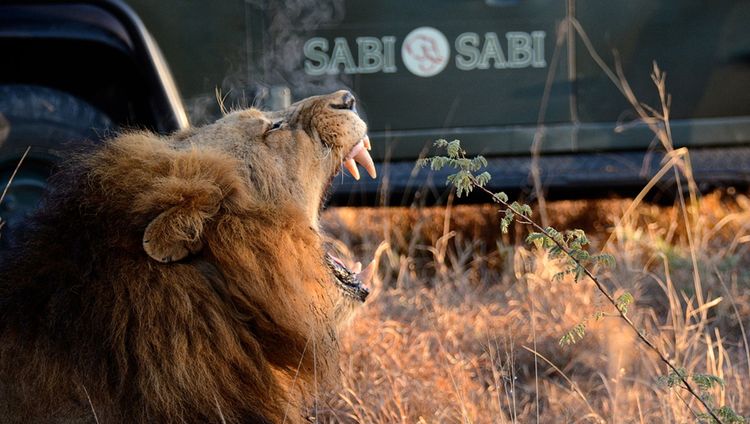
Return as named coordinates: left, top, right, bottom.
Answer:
left=343, top=136, right=377, bottom=180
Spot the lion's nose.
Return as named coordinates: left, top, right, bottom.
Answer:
left=331, top=91, right=356, bottom=111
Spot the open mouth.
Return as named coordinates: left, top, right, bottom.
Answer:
left=341, top=135, right=376, bottom=181
left=321, top=134, right=376, bottom=205
left=325, top=253, right=372, bottom=302
left=323, top=133, right=377, bottom=302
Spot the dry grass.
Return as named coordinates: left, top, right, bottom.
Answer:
left=315, top=191, right=750, bottom=423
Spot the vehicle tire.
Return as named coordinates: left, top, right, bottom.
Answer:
left=0, top=84, right=113, bottom=246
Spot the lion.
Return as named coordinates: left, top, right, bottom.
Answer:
left=0, top=90, right=376, bottom=423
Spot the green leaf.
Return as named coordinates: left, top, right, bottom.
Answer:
left=692, top=374, right=725, bottom=391
left=657, top=368, right=687, bottom=388
left=471, top=156, right=487, bottom=171
left=500, top=217, right=511, bottom=234
left=559, top=322, right=587, bottom=346
left=574, top=265, right=585, bottom=283
left=446, top=139, right=462, bottom=158
left=567, top=229, right=588, bottom=246
left=697, top=406, right=747, bottom=424
left=503, top=202, right=532, bottom=221
left=615, top=292, right=634, bottom=314
left=475, top=171, right=491, bottom=187
left=548, top=246, right=564, bottom=258
left=545, top=227, right=564, bottom=245
left=570, top=249, right=590, bottom=261
left=501, top=209, right=515, bottom=233
left=592, top=254, right=616, bottom=269
left=714, top=406, right=747, bottom=424
left=454, top=157, right=472, bottom=170
left=431, top=157, right=448, bottom=171
left=448, top=170, right=475, bottom=197
left=494, top=192, right=509, bottom=203
left=526, top=232, right=546, bottom=244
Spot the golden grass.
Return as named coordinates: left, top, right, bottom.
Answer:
left=316, top=191, right=750, bottom=423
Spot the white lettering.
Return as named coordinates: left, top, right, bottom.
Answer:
left=356, top=37, right=383, bottom=73
left=456, top=31, right=545, bottom=71
left=303, top=38, right=329, bottom=76
left=477, top=32, right=507, bottom=69
left=304, top=36, right=397, bottom=75
left=303, top=30, right=546, bottom=75
left=506, top=32, right=532, bottom=68
left=328, top=37, right=358, bottom=74
left=382, top=36, right=397, bottom=72
left=531, top=31, right=546, bottom=68
left=455, top=32, right=481, bottom=71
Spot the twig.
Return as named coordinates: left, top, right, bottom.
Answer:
left=529, top=18, right=567, bottom=227
left=521, top=345, right=604, bottom=423
left=714, top=267, right=750, bottom=393
left=0, top=146, right=31, bottom=206
left=468, top=174, right=725, bottom=424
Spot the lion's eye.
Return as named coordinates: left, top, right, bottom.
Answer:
left=268, top=121, right=283, bottom=132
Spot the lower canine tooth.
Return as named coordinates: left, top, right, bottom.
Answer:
left=344, top=158, right=360, bottom=180
left=356, top=260, right=375, bottom=286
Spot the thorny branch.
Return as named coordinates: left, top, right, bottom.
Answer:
left=464, top=174, right=725, bottom=424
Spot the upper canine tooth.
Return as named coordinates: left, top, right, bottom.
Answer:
left=363, top=135, right=371, bottom=151
left=354, top=146, right=377, bottom=179
left=344, top=158, right=360, bottom=180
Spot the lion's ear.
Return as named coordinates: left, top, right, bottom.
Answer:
left=135, top=149, right=250, bottom=263
left=140, top=182, right=224, bottom=263
left=143, top=207, right=208, bottom=263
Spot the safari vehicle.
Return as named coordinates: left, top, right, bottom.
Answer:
left=2, top=0, right=750, bottom=232
left=0, top=0, right=188, bottom=242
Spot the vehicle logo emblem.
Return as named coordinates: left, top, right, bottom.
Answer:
left=401, top=27, right=450, bottom=77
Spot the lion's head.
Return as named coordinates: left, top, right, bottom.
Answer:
left=0, top=91, right=376, bottom=423
left=179, top=90, right=373, bottom=228
left=144, top=89, right=376, bottom=302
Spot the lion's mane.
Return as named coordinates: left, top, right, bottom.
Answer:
left=0, top=132, right=340, bottom=423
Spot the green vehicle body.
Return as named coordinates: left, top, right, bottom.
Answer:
left=127, top=0, right=750, bottom=190
left=2, top=0, right=750, bottom=218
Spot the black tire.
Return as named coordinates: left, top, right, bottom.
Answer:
left=0, top=84, right=114, bottom=245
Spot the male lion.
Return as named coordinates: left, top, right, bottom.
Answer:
left=0, top=91, right=376, bottom=423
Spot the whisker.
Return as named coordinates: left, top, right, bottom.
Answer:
left=81, top=384, right=100, bottom=424
left=282, top=333, right=312, bottom=424
left=312, top=334, right=319, bottom=423
left=214, top=394, right=227, bottom=424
